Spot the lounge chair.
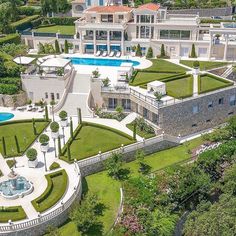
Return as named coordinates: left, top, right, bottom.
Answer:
left=38, top=107, right=44, bottom=112
left=115, top=51, right=121, bottom=58
left=27, top=105, right=33, bottom=111
left=102, top=51, right=108, bottom=57
left=95, top=50, right=101, bottom=57
left=109, top=51, right=115, bottom=57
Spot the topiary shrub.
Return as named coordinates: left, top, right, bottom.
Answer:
left=146, top=47, right=153, bottom=59
left=64, top=40, right=69, bottom=53
left=50, top=121, right=59, bottom=133
left=49, top=162, right=60, bottom=170
left=55, top=40, right=60, bottom=54
left=193, top=60, right=200, bottom=68
left=59, top=110, right=67, bottom=120
left=39, top=134, right=49, bottom=145
left=135, top=44, right=142, bottom=57
left=190, top=44, right=197, bottom=58
left=26, top=148, right=38, bottom=161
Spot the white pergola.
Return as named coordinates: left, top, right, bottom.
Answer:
left=13, top=56, right=36, bottom=65
left=39, top=58, right=72, bottom=73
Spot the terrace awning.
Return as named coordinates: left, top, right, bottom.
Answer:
left=40, top=58, right=71, bottom=68
left=13, top=56, right=36, bottom=65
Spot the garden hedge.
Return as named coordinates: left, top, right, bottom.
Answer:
left=0, top=206, right=26, bottom=223
left=0, top=34, right=21, bottom=46
left=31, top=170, right=68, bottom=213
left=10, top=15, right=40, bottom=32
left=49, top=162, right=61, bottom=170
left=46, top=17, right=79, bottom=25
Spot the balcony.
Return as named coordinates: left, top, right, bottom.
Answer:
left=84, top=35, right=94, bottom=40
left=110, top=36, right=121, bottom=41
left=96, top=35, right=108, bottom=40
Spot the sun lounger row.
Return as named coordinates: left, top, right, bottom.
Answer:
left=196, top=142, right=221, bottom=155
left=95, top=50, right=121, bottom=58
left=16, top=105, right=45, bottom=112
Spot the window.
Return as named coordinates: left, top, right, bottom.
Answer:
left=99, top=0, right=103, bottom=5
left=192, top=105, right=199, bottom=114
left=136, top=26, right=139, bottom=38
left=118, top=15, right=124, bottom=20
left=160, top=30, right=190, bottom=40
left=219, top=98, right=224, bottom=105
left=228, top=112, right=234, bottom=115
left=45, top=92, right=48, bottom=99
left=122, top=99, right=131, bottom=110
left=56, top=93, right=60, bottom=100
left=87, top=0, right=91, bottom=6
left=229, top=95, right=236, bottom=106
left=50, top=93, right=55, bottom=101
left=126, top=47, right=131, bottom=53
left=108, top=98, right=117, bottom=109
left=140, top=15, right=151, bottom=23
left=208, top=101, right=213, bottom=108
left=192, top=124, right=197, bottom=127
left=206, top=119, right=211, bottom=122
left=152, top=113, right=158, bottom=123
left=143, top=107, right=148, bottom=118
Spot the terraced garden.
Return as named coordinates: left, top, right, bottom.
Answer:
left=35, top=25, right=75, bottom=35
left=0, top=206, right=26, bottom=223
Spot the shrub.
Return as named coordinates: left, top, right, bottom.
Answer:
left=0, top=43, right=28, bottom=57
left=45, top=17, right=78, bottom=26
left=190, top=44, right=197, bottom=58
left=49, top=162, right=60, bottom=170
left=0, top=34, right=20, bottom=46
left=135, top=44, right=142, bottom=57
left=39, top=134, right=49, bottom=144
left=64, top=40, right=69, bottom=53
left=59, top=110, right=67, bottom=120
left=146, top=47, right=153, bottom=59
left=160, top=44, right=165, bottom=57
left=193, top=61, right=200, bottom=68
left=55, top=40, right=60, bottom=54
left=0, top=84, right=19, bottom=95
left=50, top=121, right=59, bottom=132
left=18, top=6, right=41, bottom=16
left=26, top=148, right=38, bottom=161
left=10, top=15, right=40, bottom=32
left=102, top=77, right=110, bottom=87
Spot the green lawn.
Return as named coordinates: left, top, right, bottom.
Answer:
left=0, top=206, right=26, bottom=222
left=59, top=173, right=121, bottom=236
left=180, top=60, right=229, bottom=70
left=145, top=59, right=187, bottom=72
left=166, top=75, right=193, bottom=98
left=130, top=71, right=177, bottom=86
left=63, top=124, right=134, bottom=161
left=126, top=123, right=155, bottom=139
left=36, top=25, right=75, bottom=35
left=199, top=74, right=233, bottom=94
left=32, top=170, right=68, bottom=213
left=0, top=120, right=49, bottom=157
left=59, top=137, right=204, bottom=235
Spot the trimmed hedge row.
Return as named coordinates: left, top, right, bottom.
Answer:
left=0, top=118, right=48, bottom=127
left=0, top=84, right=18, bottom=95
left=0, top=34, right=21, bottom=46
left=10, top=15, right=40, bottom=32
left=198, top=73, right=233, bottom=94
left=0, top=206, right=26, bottom=223
left=45, top=17, right=78, bottom=26
left=49, top=162, right=61, bottom=170
left=31, top=170, right=68, bottom=213
left=201, top=19, right=236, bottom=24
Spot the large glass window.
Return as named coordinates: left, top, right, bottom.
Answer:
left=136, top=26, right=139, bottom=38
left=108, top=98, right=117, bottom=109
left=160, top=30, right=190, bottom=40
left=122, top=99, right=131, bottom=110
left=140, top=15, right=151, bottom=23
left=230, top=95, right=236, bottom=106
left=101, top=14, right=113, bottom=23
left=140, top=26, right=153, bottom=38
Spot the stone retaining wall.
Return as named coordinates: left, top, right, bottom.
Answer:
left=80, top=139, right=178, bottom=176
left=0, top=92, right=27, bottom=107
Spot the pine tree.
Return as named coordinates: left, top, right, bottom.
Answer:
left=32, top=118, right=37, bottom=135
left=55, top=39, right=60, bottom=54
left=190, top=44, right=197, bottom=58
left=14, top=135, right=20, bottom=154
left=64, top=40, right=69, bottom=53
left=135, top=44, right=142, bottom=57
left=146, top=47, right=153, bottom=59
left=160, top=44, right=165, bottom=57
left=2, top=137, right=6, bottom=156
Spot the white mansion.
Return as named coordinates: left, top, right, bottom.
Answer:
left=22, top=3, right=236, bottom=60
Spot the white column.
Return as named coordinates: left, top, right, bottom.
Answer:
left=93, top=30, right=96, bottom=54
left=107, top=30, right=110, bottom=54
left=208, top=33, right=213, bottom=59
left=223, top=34, right=229, bottom=61
left=121, top=30, right=124, bottom=55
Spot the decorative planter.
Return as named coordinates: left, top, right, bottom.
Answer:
left=60, top=119, right=68, bottom=127
left=28, top=159, right=38, bottom=168
left=131, top=51, right=136, bottom=57
left=69, top=49, right=74, bottom=54
left=193, top=67, right=199, bottom=75
left=51, top=131, right=59, bottom=139
left=40, top=143, right=49, bottom=152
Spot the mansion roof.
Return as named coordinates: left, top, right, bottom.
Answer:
left=85, top=5, right=133, bottom=13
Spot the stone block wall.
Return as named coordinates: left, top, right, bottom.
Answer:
left=0, top=92, right=27, bottom=107
left=79, top=139, right=178, bottom=176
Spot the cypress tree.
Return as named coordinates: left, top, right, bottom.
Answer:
left=67, top=143, right=71, bottom=161
left=190, top=44, right=197, bottom=58
left=55, top=39, right=60, bottom=54
left=64, top=40, right=69, bottom=53
left=45, top=105, right=49, bottom=121
left=77, top=108, right=82, bottom=124
left=58, top=137, right=62, bottom=157
left=14, top=135, right=20, bottom=154
left=146, top=47, right=153, bottom=59
left=160, top=44, right=165, bottom=57
left=32, top=118, right=37, bottom=135
left=2, top=137, right=6, bottom=156
left=133, top=122, right=137, bottom=140
left=70, top=117, right=73, bottom=140
left=135, top=44, right=142, bottom=57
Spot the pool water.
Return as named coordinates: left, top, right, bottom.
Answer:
left=0, top=112, right=14, bottom=122
left=68, top=57, right=140, bottom=67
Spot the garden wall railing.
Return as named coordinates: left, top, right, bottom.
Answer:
left=77, top=133, right=180, bottom=168
left=0, top=168, right=82, bottom=233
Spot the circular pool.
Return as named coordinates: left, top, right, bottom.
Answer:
left=0, top=112, right=14, bottom=122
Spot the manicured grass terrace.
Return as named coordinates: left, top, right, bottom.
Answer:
left=59, top=137, right=204, bottom=235
left=0, top=119, right=49, bottom=157
left=180, top=60, right=229, bottom=70
left=0, top=206, right=26, bottom=223
left=62, top=122, right=134, bottom=161
left=198, top=74, right=233, bottom=94
left=126, top=123, right=155, bottom=139
left=32, top=170, right=68, bottom=213
left=36, top=25, right=75, bottom=35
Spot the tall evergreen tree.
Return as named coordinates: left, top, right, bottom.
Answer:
left=55, top=40, right=60, bottom=54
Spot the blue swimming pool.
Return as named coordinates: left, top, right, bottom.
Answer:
left=0, top=112, right=14, bottom=122
left=68, top=57, right=140, bottom=67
